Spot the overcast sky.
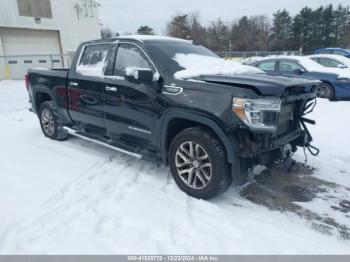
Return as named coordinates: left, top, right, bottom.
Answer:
left=99, top=0, right=349, bottom=35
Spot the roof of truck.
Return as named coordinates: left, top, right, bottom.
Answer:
left=116, top=35, right=191, bottom=43
left=82, top=35, right=191, bottom=46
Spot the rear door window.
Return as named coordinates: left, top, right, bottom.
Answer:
left=77, top=44, right=112, bottom=76
left=318, top=58, right=345, bottom=68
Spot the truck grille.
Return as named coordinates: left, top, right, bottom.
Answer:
left=276, top=103, right=295, bottom=136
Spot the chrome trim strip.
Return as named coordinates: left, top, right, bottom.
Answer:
left=69, top=82, right=78, bottom=87
left=63, top=127, right=142, bottom=159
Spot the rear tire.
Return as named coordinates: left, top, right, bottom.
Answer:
left=39, top=101, right=68, bottom=141
left=169, top=127, right=232, bottom=199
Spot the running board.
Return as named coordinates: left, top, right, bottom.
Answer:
left=63, top=127, right=142, bottom=159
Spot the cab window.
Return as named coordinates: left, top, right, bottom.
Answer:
left=77, top=44, right=112, bottom=76
left=79, top=44, right=111, bottom=68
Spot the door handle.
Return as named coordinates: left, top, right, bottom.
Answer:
left=69, top=82, right=78, bottom=87
left=80, top=95, right=98, bottom=105
left=105, top=86, right=118, bottom=92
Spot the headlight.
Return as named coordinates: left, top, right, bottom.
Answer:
left=233, top=98, right=281, bottom=132
left=337, top=78, right=350, bottom=84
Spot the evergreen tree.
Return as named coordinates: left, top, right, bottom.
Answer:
left=271, top=9, right=292, bottom=50
left=230, top=16, right=252, bottom=51
left=250, top=15, right=271, bottom=51
left=321, top=5, right=335, bottom=47
left=291, top=7, right=314, bottom=52
left=229, top=15, right=270, bottom=51
left=335, top=5, right=350, bottom=47
left=166, top=14, right=191, bottom=39
left=207, top=19, right=229, bottom=52
left=137, top=26, right=154, bottom=35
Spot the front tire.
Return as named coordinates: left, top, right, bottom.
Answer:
left=39, top=101, right=68, bottom=141
left=169, top=127, right=232, bottom=199
left=318, top=83, right=335, bottom=101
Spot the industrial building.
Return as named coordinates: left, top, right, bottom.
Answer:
left=0, top=0, right=101, bottom=79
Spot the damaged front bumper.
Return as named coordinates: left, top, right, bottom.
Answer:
left=234, top=97, right=319, bottom=166
left=236, top=128, right=310, bottom=165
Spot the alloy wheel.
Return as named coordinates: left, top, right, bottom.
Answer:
left=41, top=108, right=55, bottom=136
left=317, top=84, right=332, bottom=99
left=322, top=85, right=332, bottom=99
left=175, top=141, right=212, bottom=189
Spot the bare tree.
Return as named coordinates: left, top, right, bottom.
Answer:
left=207, top=19, right=229, bottom=52
left=188, top=12, right=207, bottom=45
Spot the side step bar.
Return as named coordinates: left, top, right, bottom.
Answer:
left=63, top=127, right=142, bottom=159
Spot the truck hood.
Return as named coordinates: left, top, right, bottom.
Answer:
left=197, top=74, right=320, bottom=97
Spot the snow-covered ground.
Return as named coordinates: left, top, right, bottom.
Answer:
left=0, top=80, right=349, bottom=254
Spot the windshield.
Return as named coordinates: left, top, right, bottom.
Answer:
left=147, top=41, right=262, bottom=78
left=147, top=41, right=219, bottom=75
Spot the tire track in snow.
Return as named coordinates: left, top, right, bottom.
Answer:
left=1, top=134, right=350, bottom=253
left=0, top=153, right=171, bottom=253
left=0, top=158, right=111, bottom=250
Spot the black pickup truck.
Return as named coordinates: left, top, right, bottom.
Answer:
left=26, top=35, right=319, bottom=199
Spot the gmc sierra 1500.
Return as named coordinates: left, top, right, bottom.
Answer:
left=26, top=35, right=319, bottom=199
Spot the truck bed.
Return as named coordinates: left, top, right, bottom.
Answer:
left=28, top=68, right=69, bottom=79
left=27, top=67, right=72, bottom=126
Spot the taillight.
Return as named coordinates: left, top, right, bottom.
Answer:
left=25, top=74, right=29, bottom=91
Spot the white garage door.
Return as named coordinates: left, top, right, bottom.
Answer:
left=0, top=28, right=62, bottom=79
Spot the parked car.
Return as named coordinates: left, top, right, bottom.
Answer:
left=308, top=54, right=350, bottom=70
left=240, top=56, right=265, bottom=65
left=26, top=36, right=319, bottom=199
left=314, top=48, right=350, bottom=58
left=252, top=56, right=350, bottom=100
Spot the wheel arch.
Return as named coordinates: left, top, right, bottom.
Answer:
left=32, top=88, right=72, bottom=125
left=321, top=79, right=334, bottom=87
left=160, top=110, right=236, bottom=165
left=34, top=90, right=54, bottom=114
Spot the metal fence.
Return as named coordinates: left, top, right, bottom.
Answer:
left=0, top=54, right=73, bottom=80
left=217, top=50, right=302, bottom=59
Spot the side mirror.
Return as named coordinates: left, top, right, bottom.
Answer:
left=293, top=68, right=305, bottom=75
left=337, top=64, right=347, bottom=69
left=125, top=67, right=154, bottom=82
